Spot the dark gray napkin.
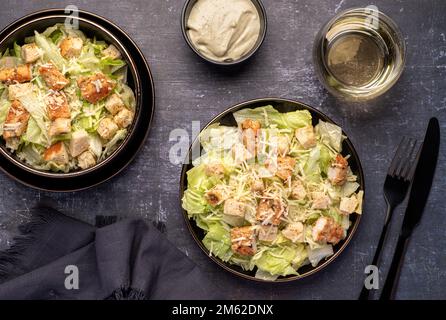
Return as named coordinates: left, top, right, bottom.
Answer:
left=0, top=207, right=221, bottom=300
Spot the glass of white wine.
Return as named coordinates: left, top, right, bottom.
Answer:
left=313, top=7, right=406, bottom=101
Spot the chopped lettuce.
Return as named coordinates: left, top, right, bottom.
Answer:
left=203, top=222, right=233, bottom=262
left=34, top=31, right=66, bottom=69
left=316, top=120, right=343, bottom=152
left=251, top=245, right=299, bottom=277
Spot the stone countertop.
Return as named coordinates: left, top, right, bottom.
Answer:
left=0, top=0, right=445, bottom=299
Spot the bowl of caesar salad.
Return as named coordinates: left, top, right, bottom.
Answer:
left=180, top=98, right=364, bottom=282
left=0, top=9, right=154, bottom=191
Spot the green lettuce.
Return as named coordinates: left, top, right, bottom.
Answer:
left=252, top=245, right=299, bottom=276
left=317, top=120, right=343, bottom=152
left=203, top=222, right=232, bottom=262
left=0, top=99, right=10, bottom=134
left=233, top=105, right=312, bottom=129
left=34, top=31, right=66, bottom=69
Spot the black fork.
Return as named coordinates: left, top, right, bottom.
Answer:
left=359, top=137, right=418, bottom=300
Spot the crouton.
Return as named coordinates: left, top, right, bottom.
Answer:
left=205, top=163, right=225, bottom=178
left=8, top=83, right=33, bottom=101
left=69, top=130, right=90, bottom=157
left=258, top=225, right=278, bottom=242
left=105, top=93, right=124, bottom=115
left=250, top=178, right=264, bottom=192
left=339, top=195, right=359, bottom=214
left=224, top=199, right=246, bottom=218
left=21, top=43, right=42, bottom=63
left=327, top=154, right=348, bottom=186
left=97, top=118, right=118, bottom=140
left=78, top=151, right=96, bottom=170
left=230, top=226, right=256, bottom=256
left=77, top=73, right=115, bottom=104
left=282, top=222, right=304, bottom=243
left=0, top=64, right=31, bottom=84
left=102, top=44, right=121, bottom=60
left=49, top=118, right=71, bottom=137
left=43, top=142, right=69, bottom=165
left=295, top=125, right=316, bottom=149
left=39, top=63, right=69, bottom=90
left=2, top=100, right=30, bottom=139
left=256, top=198, right=284, bottom=226
left=59, top=37, right=83, bottom=58
left=205, top=185, right=228, bottom=206
left=290, top=180, right=307, bottom=200
left=113, top=108, right=133, bottom=128
left=311, top=192, right=331, bottom=210
left=312, top=217, right=344, bottom=245
left=45, top=91, right=70, bottom=120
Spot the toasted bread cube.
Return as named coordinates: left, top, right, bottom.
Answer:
left=311, top=192, right=331, bottom=210
left=205, top=163, right=225, bottom=178
left=339, top=196, right=359, bottom=214
left=97, top=118, right=118, bottom=140
left=77, top=73, right=115, bottom=104
left=327, top=154, right=348, bottom=186
left=312, top=217, right=344, bottom=245
left=45, top=91, right=70, bottom=120
left=70, top=130, right=90, bottom=157
left=21, top=43, right=42, bottom=63
left=102, top=44, right=121, bottom=60
left=250, top=178, right=264, bottom=192
left=59, top=37, right=83, bottom=58
left=295, top=125, right=316, bottom=149
left=8, top=83, right=33, bottom=101
left=78, top=151, right=96, bottom=170
left=282, top=222, right=304, bottom=243
left=224, top=199, right=246, bottom=218
left=0, top=65, right=31, bottom=84
left=113, top=108, right=133, bottom=129
left=43, top=142, right=69, bottom=165
left=49, top=118, right=71, bottom=137
left=256, top=198, right=284, bottom=226
left=39, top=63, right=69, bottom=90
left=105, top=93, right=124, bottom=115
left=2, top=100, right=30, bottom=139
left=291, top=180, right=307, bottom=200
left=258, top=225, right=278, bottom=242
left=230, top=226, right=256, bottom=256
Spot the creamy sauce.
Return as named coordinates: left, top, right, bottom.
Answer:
left=187, top=0, right=261, bottom=62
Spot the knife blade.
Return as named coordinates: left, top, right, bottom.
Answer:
left=380, top=117, right=440, bottom=300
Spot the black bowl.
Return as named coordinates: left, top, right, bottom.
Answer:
left=180, top=97, right=365, bottom=282
left=0, top=9, right=155, bottom=191
left=181, top=0, right=268, bottom=66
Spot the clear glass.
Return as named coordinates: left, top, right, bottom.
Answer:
left=313, top=7, right=406, bottom=101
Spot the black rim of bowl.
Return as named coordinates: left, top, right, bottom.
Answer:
left=181, top=0, right=268, bottom=66
left=0, top=9, right=155, bottom=191
left=179, top=97, right=365, bottom=282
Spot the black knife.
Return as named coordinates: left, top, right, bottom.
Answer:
left=380, top=117, right=440, bottom=300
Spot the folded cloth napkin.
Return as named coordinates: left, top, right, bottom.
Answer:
left=0, top=206, right=221, bottom=300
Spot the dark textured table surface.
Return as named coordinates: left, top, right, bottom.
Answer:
left=0, top=0, right=445, bottom=300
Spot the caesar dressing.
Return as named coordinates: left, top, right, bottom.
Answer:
left=187, top=0, right=261, bottom=62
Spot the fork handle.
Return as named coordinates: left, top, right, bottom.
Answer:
left=358, top=205, right=394, bottom=300
left=380, top=234, right=411, bottom=300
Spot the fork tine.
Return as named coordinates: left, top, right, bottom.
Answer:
left=395, top=138, right=416, bottom=178
left=388, top=137, right=407, bottom=176
left=401, top=139, right=419, bottom=180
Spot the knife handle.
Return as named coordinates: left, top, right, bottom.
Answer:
left=380, top=234, right=411, bottom=300
left=359, top=205, right=394, bottom=300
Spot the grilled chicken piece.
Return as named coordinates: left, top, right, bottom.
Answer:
left=290, top=180, right=307, bottom=200
left=241, top=119, right=261, bottom=155
left=39, top=63, right=69, bottom=91
left=312, top=216, right=344, bottom=245
left=230, top=226, right=256, bottom=256
left=282, top=222, right=305, bottom=243
left=69, top=130, right=90, bottom=157
left=59, top=37, right=83, bottom=59
left=2, top=100, right=30, bottom=139
left=295, top=125, right=316, bottom=149
left=49, top=118, right=71, bottom=137
left=327, top=154, right=348, bottom=186
left=204, top=163, right=225, bottom=178
left=77, top=73, right=114, bottom=104
left=256, top=198, right=284, bottom=226
left=45, top=91, right=70, bottom=120
left=266, top=156, right=296, bottom=181
left=21, top=43, right=42, bottom=63
left=8, top=83, right=33, bottom=101
left=43, top=142, right=69, bottom=165
left=311, top=192, right=331, bottom=210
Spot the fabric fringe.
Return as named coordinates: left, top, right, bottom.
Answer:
left=106, top=286, right=147, bottom=300
left=0, top=207, right=55, bottom=283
